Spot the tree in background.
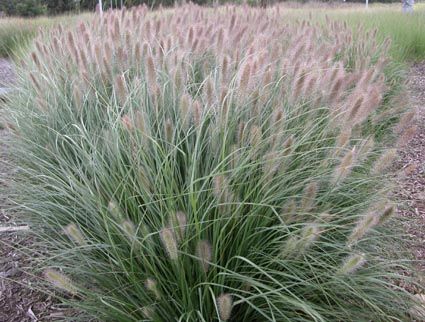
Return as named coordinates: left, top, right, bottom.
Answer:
left=43, top=0, right=79, bottom=14
left=0, top=0, right=404, bottom=16
left=0, top=0, right=47, bottom=16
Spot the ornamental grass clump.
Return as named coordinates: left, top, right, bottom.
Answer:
left=6, top=4, right=421, bottom=321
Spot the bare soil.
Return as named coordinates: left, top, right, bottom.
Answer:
left=0, top=58, right=424, bottom=321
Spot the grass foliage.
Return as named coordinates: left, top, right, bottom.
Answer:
left=0, top=15, right=82, bottom=57
left=5, top=4, right=423, bottom=321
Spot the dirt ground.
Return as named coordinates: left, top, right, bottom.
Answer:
left=0, top=59, right=424, bottom=321
left=397, top=63, right=425, bottom=274
left=0, top=59, right=65, bottom=321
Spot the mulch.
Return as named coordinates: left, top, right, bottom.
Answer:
left=396, top=62, right=425, bottom=274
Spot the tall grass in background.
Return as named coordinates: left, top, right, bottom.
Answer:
left=0, top=17, right=53, bottom=57
left=284, top=3, right=425, bottom=63
left=0, top=15, right=85, bottom=57
left=333, top=4, right=425, bottom=63
left=5, top=4, right=424, bottom=321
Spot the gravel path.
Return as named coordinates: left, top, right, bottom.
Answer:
left=0, top=58, right=424, bottom=321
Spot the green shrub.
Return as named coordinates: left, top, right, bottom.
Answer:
left=6, top=4, right=422, bottom=321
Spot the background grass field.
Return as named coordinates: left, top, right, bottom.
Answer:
left=0, top=14, right=85, bottom=57
left=1, top=4, right=425, bottom=63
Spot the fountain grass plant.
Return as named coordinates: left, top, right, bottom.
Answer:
left=5, top=4, right=424, bottom=321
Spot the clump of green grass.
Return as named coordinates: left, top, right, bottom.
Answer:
left=6, top=4, right=423, bottom=321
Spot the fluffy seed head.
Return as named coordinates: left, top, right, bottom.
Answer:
left=237, top=122, right=246, bottom=144
left=164, top=119, right=174, bottom=142
left=142, top=306, right=154, bottom=319
left=357, top=137, right=375, bottom=162
left=44, top=269, right=78, bottom=295
left=397, top=126, right=417, bottom=148
left=72, top=85, right=83, bottom=110
left=348, top=95, right=364, bottom=121
left=280, top=199, right=297, bottom=224
left=333, top=148, right=355, bottom=183
left=348, top=213, right=378, bottom=246
left=301, top=182, right=318, bottom=212
left=192, top=100, right=202, bottom=127
left=329, top=76, right=344, bottom=103
left=221, top=55, right=229, bottom=84
left=29, top=72, right=42, bottom=93
left=238, top=62, right=251, bottom=94
left=121, top=114, right=133, bottom=131
left=134, top=42, right=142, bottom=62
left=196, top=239, right=213, bottom=272
left=31, top=51, right=41, bottom=69
left=108, top=200, right=121, bottom=219
left=395, top=111, right=415, bottom=134
left=115, top=74, right=127, bottom=104
left=339, top=253, right=366, bottom=274
left=335, top=129, right=351, bottom=152
left=121, top=220, right=136, bottom=240
left=63, top=223, right=86, bottom=245
left=79, top=48, right=89, bottom=70
left=378, top=205, right=395, bottom=225
left=204, top=77, right=214, bottom=106
left=66, top=31, right=78, bottom=59
left=169, top=211, right=187, bottom=242
left=160, top=227, right=178, bottom=260
left=249, top=125, right=262, bottom=147
left=410, top=294, right=425, bottom=320
left=217, top=293, right=233, bottom=321
left=293, top=71, right=307, bottom=101
left=146, top=54, right=156, bottom=87
left=300, top=223, right=321, bottom=249
left=263, top=151, right=281, bottom=178
left=213, top=175, right=225, bottom=200
left=145, top=278, right=161, bottom=299
left=104, top=41, right=112, bottom=62
left=372, top=149, right=397, bottom=175
left=282, top=136, right=294, bottom=156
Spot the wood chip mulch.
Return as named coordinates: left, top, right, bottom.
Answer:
left=396, top=62, right=425, bottom=278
